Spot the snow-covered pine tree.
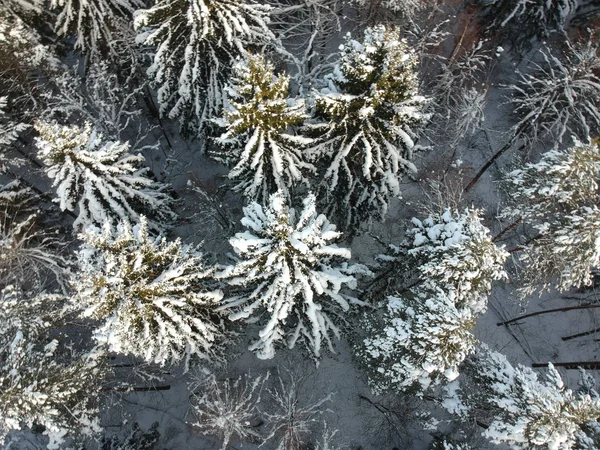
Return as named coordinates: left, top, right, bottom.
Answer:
left=219, top=191, right=370, bottom=360
left=307, top=25, right=428, bottom=230
left=481, top=0, right=575, bottom=50
left=49, top=0, right=143, bottom=58
left=213, top=54, right=313, bottom=202
left=357, top=208, right=507, bottom=394
left=502, top=138, right=600, bottom=295
left=0, top=286, right=105, bottom=450
left=358, top=289, right=478, bottom=394
left=134, top=0, right=276, bottom=137
left=507, top=38, right=600, bottom=143
left=35, top=121, right=176, bottom=231
left=76, top=217, right=226, bottom=369
left=371, top=208, right=508, bottom=312
left=444, top=344, right=600, bottom=450
left=404, top=208, right=508, bottom=313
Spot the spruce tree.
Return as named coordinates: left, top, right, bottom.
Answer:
left=219, top=191, right=371, bottom=360
left=307, top=25, right=428, bottom=230
left=76, top=217, right=227, bottom=369
left=213, top=54, right=313, bottom=203
left=35, top=121, right=176, bottom=231
left=134, top=0, right=275, bottom=137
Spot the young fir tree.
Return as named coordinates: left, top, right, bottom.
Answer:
left=35, top=121, right=176, bottom=232
left=218, top=191, right=371, bottom=360
left=0, top=286, right=106, bottom=449
left=49, top=0, right=143, bottom=59
left=357, top=208, right=507, bottom=394
left=134, top=0, right=275, bottom=137
left=213, top=54, right=313, bottom=203
left=307, top=25, right=428, bottom=230
left=502, top=138, right=600, bottom=295
left=444, top=345, right=600, bottom=450
left=76, top=217, right=226, bottom=369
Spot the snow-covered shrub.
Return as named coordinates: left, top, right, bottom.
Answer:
left=44, top=62, right=148, bottom=147
left=358, top=289, right=478, bottom=394
left=35, top=121, right=175, bottom=231
left=481, top=0, right=575, bottom=49
left=308, top=25, right=428, bottom=229
left=507, top=39, right=600, bottom=143
left=219, top=191, right=370, bottom=360
left=76, top=217, right=226, bottom=369
left=445, top=345, right=600, bottom=450
left=502, top=138, right=600, bottom=295
left=134, top=0, right=276, bottom=137
left=188, top=372, right=267, bottom=450
left=213, top=54, right=313, bottom=202
left=262, top=368, right=333, bottom=450
left=0, top=287, right=105, bottom=450
left=0, top=214, right=69, bottom=290
left=50, top=0, right=143, bottom=58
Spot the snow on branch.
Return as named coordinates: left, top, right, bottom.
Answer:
left=218, top=191, right=371, bottom=360
left=50, top=0, right=143, bottom=59
left=35, top=121, right=176, bottom=232
left=76, top=217, right=227, bottom=369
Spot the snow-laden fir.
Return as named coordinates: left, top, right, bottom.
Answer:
left=502, top=137, right=600, bottom=295
left=0, top=286, right=105, bottom=450
left=445, top=344, right=600, bottom=450
left=213, top=53, right=314, bottom=203
left=357, top=208, right=507, bottom=394
left=218, top=190, right=371, bottom=360
left=134, top=0, right=276, bottom=137
left=35, top=121, right=176, bottom=231
left=76, top=217, right=227, bottom=369
left=307, top=25, right=428, bottom=230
